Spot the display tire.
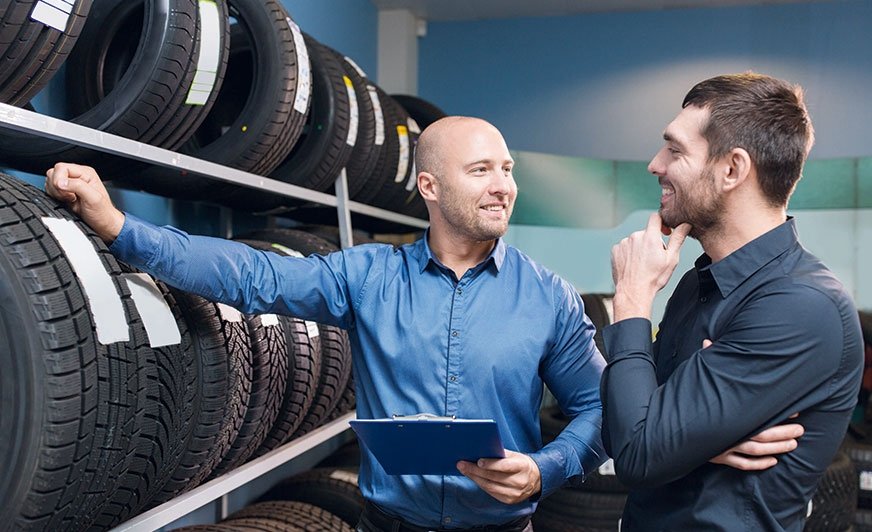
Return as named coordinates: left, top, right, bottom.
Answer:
left=232, top=238, right=321, bottom=455
left=352, top=85, right=402, bottom=206
left=91, top=266, right=194, bottom=528
left=257, top=468, right=364, bottom=526
left=147, top=293, right=253, bottom=503
left=208, top=311, right=289, bottom=477
left=580, top=292, right=611, bottom=357
left=0, top=172, right=150, bottom=530
left=219, top=34, right=356, bottom=214
left=0, top=0, right=230, bottom=176
left=0, top=0, right=93, bottom=106
left=229, top=500, right=355, bottom=531
left=235, top=228, right=353, bottom=436
left=333, top=51, right=379, bottom=199
left=532, top=489, right=626, bottom=531
left=137, top=0, right=310, bottom=198
left=805, top=451, right=858, bottom=532
left=391, top=94, right=447, bottom=130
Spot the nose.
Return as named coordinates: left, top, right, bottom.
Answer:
left=648, top=148, right=667, bottom=177
left=489, top=170, right=514, bottom=196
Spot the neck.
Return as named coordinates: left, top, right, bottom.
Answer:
left=427, top=226, right=497, bottom=279
left=700, top=199, right=787, bottom=262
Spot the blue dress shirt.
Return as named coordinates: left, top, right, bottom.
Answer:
left=602, top=218, right=862, bottom=531
left=110, top=214, right=607, bottom=528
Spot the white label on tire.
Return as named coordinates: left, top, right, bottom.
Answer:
left=217, top=302, right=243, bottom=323
left=344, top=76, right=358, bottom=147
left=343, top=56, right=367, bottom=79
left=287, top=19, right=311, bottom=115
left=269, top=243, right=303, bottom=258
left=260, top=314, right=279, bottom=327
left=30, top=0, right=73, bottom=32
left=407, top=117, right=421, bottom=135
left=861, top=471, right=872, bottom=490
left=598, top=458, right=616, bottom=476
left=306, top=321, right=320, bottom=339
left=394, top=125, right=409, bottom=183
left=124, top=274, right=181, bottom=347
left=368, top=85, right=385, bottom=146
left=806, top=499, right=813, bottom=517
left=185, top=0, right=221, bottom=106
left=330, top=469, right=359, bottom=486
left=404, top=160, right=417, bottom=191
left=41, top=217, right=129, bottom=344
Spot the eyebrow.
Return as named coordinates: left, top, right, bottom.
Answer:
left=663, top=131, right=687, bottom=150
left=465, top=159, right=514, bottom=168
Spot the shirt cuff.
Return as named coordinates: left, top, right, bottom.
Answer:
left=108, top=213, right=159, bottom=267
left=602, top=318, right=653, bottom=363
left=529, top=444, right=574, bottom=500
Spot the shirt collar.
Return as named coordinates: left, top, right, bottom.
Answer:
left=697, top=217, right=798, bottom=298
left=412, top=229, right=507, bottom=274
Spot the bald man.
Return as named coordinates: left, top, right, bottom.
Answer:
left=45, top=116, right=607, bottom=531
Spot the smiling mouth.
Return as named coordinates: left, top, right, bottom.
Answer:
left=481, top=205, right=506, bottom=212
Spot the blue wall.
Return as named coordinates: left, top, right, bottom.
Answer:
left=282, top=0, right=378, bottom=78
left=418, top=0, right=872, bottom=161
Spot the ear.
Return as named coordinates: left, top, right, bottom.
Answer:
left=418, top=171, right=438, bottom=201
left=721, top=147, right=752, bottom=192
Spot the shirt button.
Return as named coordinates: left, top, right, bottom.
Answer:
left=443, top=517, right=452, bottom=525
left=451, top=330, right=459, bottom=337
left=456, top=287, right=463, bottom=295
left=449, top=375, right=457, bottom=382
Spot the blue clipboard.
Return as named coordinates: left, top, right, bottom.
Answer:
left=350, top=415, right=505, bottom=476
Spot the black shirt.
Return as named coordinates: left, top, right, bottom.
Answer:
left=602, top=218, right=862, bottom=531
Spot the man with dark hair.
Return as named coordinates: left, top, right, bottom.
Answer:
left=44, top=116, right=607, bottom=531
left=603, top=72, right=863, bottom=530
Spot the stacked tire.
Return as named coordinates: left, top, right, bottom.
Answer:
left=0, top=0, right=447, bottom=232
left=0, top=172, right=356, bottom=528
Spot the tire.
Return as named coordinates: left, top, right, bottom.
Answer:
left=361, top=92, right=415, bottom=213
left=147, top=293, right=254, bottom=503
left=208, top=311, right=289, bottom=477
left=580, top=293, right=612, bottom=357
left=328, top=373, right=356, bottom=421
left=0, top=0, right=92, bottom=106
left=0, top=172, right=150, bottom=530
left=0, top=0, right=229, bottom=176
left=351, top=85, right=403, bottom=206
left=91, top=267, right=194, bottom=528
left=293, top=323, right=352, bottom=436
left=215, top=33, right=357, bottom=213
left=315, top=439, right=361, bottom=469
left=391, top=94, right=447, bottom=130
left=230, top=500, right=355, bottom=531
left=257, top=468, right=364, bottom=526
left=139, top=0, right=311, bottom=199
left=232, top=239, right=321, bottom=456
left=845, top=428, right=872, bottom=509
left=334, top=52, right=379, bottom=199
left=805, top=451, right=857, bottom=532
left=533, top=489, right=626, bottom=531
left=234, top=228, right=353, bottom=437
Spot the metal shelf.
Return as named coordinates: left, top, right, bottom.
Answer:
left=0, top=103, right=429, bottom=232
left=0, top=104, right=388, bottom=528
left=110, top=412, right=356, bottom=532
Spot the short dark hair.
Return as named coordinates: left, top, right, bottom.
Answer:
left=682, top=73, right=815, bottom=207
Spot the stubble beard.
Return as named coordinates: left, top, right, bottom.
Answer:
left=659, top=165, right=723, bottom=241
